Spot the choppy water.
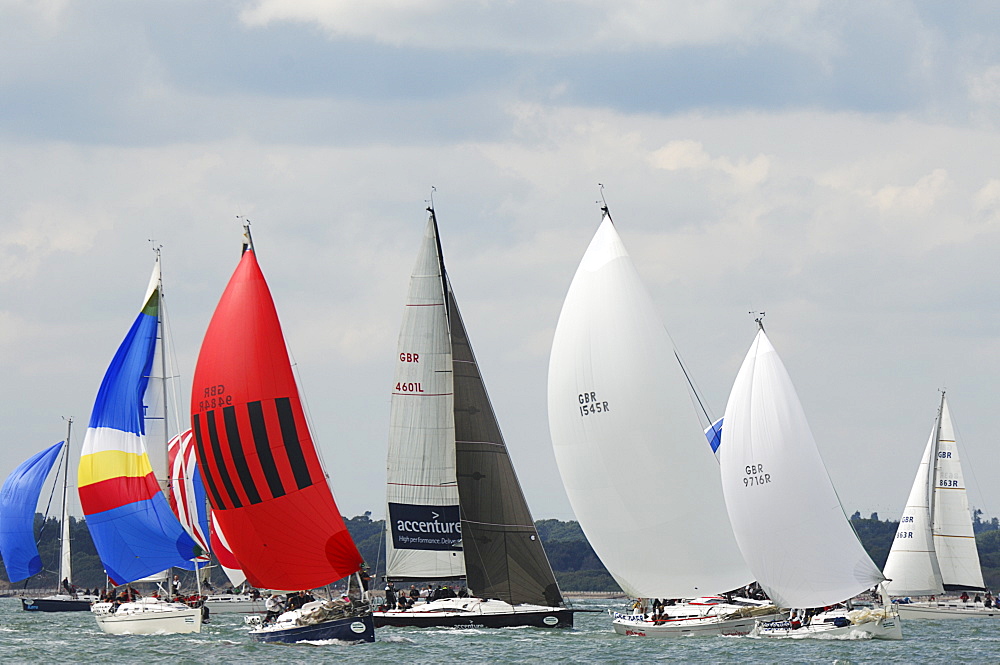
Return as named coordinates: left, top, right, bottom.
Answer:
left=1, top=597, right=996, bottom=664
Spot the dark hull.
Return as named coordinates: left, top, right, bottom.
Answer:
left=375, top=607, right=575, bottom=629
left=250, top=614, right=375, bottom=644
left=21, top=598, right=92, bottom=612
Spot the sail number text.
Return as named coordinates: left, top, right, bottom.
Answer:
left=399, top=353, right=420, bottom=363
left=578, top=391, right=610, bottom=417
left=939, top=479, right=960, bottom=487
left=197, top=384, right=231, bottom=411
left=743, top=464, right=771, bottom=487
left=395, top=382, right=424, bottom=393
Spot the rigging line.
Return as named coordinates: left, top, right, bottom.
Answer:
left=373, top=521, right=385, bottom=584
left=36, top=442, right=66, bottom=548
left=674, top=350, right=713, bottom=427
left=947, top=397, right=990, bottom=521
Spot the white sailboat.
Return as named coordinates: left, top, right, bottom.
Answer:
left=720, top=321, right=902, bottom=639
left=884, top=392, right=997, bottom=619
left=375, top=205, right=573, bottom=629
left=547, top=207, right=779, bottom=637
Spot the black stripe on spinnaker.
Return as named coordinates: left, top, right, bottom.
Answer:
left=223, top=405, right=261, bottom=505
left=205, top=408, right=243, bottom=508
left=276, top=397, right=311, bottom=489
left=192, top=413, right=227, bottom=510
left=248, top=400, right=285, bottom=499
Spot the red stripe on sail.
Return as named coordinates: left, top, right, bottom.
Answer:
left=191, top=249, right=363, bottom=589
left=79, top=473, right=163, bottom=515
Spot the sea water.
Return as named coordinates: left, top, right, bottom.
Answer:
left=1, top=597, right=995, bottom=664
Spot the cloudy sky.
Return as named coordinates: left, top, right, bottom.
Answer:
left=2, top=1, right=999, bottom=527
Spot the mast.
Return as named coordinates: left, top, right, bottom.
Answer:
left=928, top=391, right=945, bottom=534
left=59, top=417, right=73, bottom=590
left=156, top=247, right=171, bottom=493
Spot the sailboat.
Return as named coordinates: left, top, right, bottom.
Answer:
left=79, top=254, right=205, bottom=635
left=720, top=321, right=902, bottom=639
left=547, top=206, right=778, bottom=638
left=189, top=226, right=374, bottom=644
left=2, top=420, right=96, bottom=612
left=167, top=427, right=265, bottom=614
left=883, top=392, right=997, bottom=619
left=374, top=205, right=573, bottom=629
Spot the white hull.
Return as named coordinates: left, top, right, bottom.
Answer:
left=753, top=610, right=902, bottom=640
left=897, top=602, right=1000, bottom=620
left=612, top=607, right=784, bottom=638
left=202, top=594, right=266, bottom=614
left=92, top=599, right=202, bottom=635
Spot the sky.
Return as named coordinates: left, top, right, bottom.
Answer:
left=2, top=1, right=999, bottom=527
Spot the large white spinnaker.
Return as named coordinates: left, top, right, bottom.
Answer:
left=548, top=212, right=752, bottom=599
left=883, top=430, right=944, bottom=597
left=720, top=328, right=885, bottom=609
left=384, top=215, right=465, bottom=580
left=931, top=396, right=985, bottom=591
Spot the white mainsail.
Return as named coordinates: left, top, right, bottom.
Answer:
left=883, top=430, right=944, bottom=596
left=547, top=212, right=752, bottom=599
left=384, top=215, right=465, bottom=580
left=720, top=328, right=885, bottom=609
left=932, top=397, right=985, bottom=590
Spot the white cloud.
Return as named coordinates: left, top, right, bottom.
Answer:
left=240, top=0, right=837, bottom=53
left=649, top=139, right=770, bottom=190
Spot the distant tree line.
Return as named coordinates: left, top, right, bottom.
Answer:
left=5, top=511, right=998, bottom=593
left=343, top=513, right=622, bottom=592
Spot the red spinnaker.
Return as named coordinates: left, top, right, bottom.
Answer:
left=190, top=248, right=362, bottom=590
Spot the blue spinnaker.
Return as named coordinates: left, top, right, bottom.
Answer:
left=0, top=441, right=65, bottom=582
left=705, top=417, right=723, bottom=455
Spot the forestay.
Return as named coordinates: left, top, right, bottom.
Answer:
left=548, top=213, right=751, bottom=599
left=721, top=329, right=884, bottom=609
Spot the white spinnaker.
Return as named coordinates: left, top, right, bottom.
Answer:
left=883, top=429, right=945, bottom=596
left=720, top=329, right=884, bottom=609
left=384, top=215, right=465, bottom=580
left=932, top=396, right=985, bottom=590
left=548, top=215, right=751, bottom=598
